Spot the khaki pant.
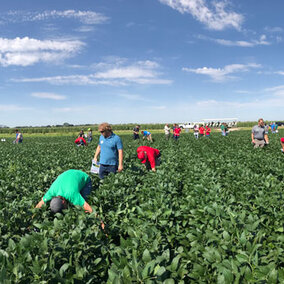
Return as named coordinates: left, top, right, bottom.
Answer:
left=254, top=139, right=265, bottom=148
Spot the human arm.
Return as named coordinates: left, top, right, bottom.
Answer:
left=251, top=132, right=255, bottom=143
left=35, top=198, right=45, bottom=208
left=118, top=149, right=123, bottom=172
left=83, top=201, right=93, bottom=213
left=93, top=145, right=101, bottom=163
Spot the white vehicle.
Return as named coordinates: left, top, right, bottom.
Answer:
left=202, top=118, right=238, bottom=128
left=179, top=123, right=194, bottom=129
left=179, top=122, right=204, bottom=129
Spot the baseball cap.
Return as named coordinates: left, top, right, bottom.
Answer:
left=281, top=137, right=284, bottom=143
left=137, top=152, right=146, bottom=163
left=50, top=197, right=64, bottom=213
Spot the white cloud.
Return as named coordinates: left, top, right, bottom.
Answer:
left=150, top=105, right=167, bottom=110
left=182, top=63, right=261, bottom=82
left=0, top=37, right=84, bottom=66
left=31, top=92, right=67, bottom=100
left=4, top=10, right=109, bottom=25
left=264, top=26, right=283, bottom=33
left=275, top=71, right=284, bottom=76
left=119, top=94, right=145, bottom=101
left=13, top=59, right=172, bottom=86
left=159, top=0, right=243, bottom=30
left=0, top=104, right=32, bottom=111
left=199, top=34, right=270, bottom=47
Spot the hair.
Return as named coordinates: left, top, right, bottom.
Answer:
left=98, top=122, right=112, bottom=132
left=258, top=118, right=264, bottom=122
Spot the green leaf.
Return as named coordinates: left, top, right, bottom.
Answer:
left=59, top=263, right=69, bottom=277
left=142, top=249, right=151, bottom=263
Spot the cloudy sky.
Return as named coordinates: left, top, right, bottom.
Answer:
left=0, top=0, right=284, bottom=127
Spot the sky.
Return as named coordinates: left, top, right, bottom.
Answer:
left=0, top=0, right=284, bottom=127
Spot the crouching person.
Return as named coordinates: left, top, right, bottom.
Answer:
left=35, top=169, right=93, bottom=213
left=137, top=146, right=161, bottom=172
left=75, top=134, right=87, bottom=146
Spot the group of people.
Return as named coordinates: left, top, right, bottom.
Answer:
left=74, top=128, right=93, bottom=146
left=36, top=123, right=161, bottom=215
left=133, top=125, right=153, bottom=142
left=29, top=119, right=283, bottom=217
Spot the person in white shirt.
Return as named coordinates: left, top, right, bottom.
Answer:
left=164, top=124, right=170, bottom=140
left=193, top=124, right=199, bottom=139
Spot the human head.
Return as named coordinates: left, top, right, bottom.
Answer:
left=141, top=131, right=144, bottom=134
left=137, top=151, right=146, bottom=163
left=50, top=196, right=68, bottom=213
left=258, top=118, right=264, bottom=126
left=98, top=122, right=112, bottom=137
left=88, top=128, right=92, bottom=131
left=15, top=129, right=19, bottom=133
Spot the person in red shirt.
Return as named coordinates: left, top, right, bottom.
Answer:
left=199, top=125, right=205, bottom=137
left=205, top=125, right=211, bottom=137
left=75, top=134, right=87, bottom=146
left=173, top=125, right=181, bottom=141
left=281, top=137, right=284, bottom=153
left=137, top=146, right=161, bottom=172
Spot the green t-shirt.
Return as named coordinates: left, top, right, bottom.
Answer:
left=43, top=170, right=90, bottom=207
left=220, top=125, right=225, bottom=131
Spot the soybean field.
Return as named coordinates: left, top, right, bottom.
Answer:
left=0, top=130, right=283, bottom=283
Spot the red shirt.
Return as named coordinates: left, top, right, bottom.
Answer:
left=137, top=146, right=160, bottom=169
left=199, top=127, right=205, bottom=135
left=174, top=127, right=181, bottom=136
left=75, top=137, right=87, bottom=145
left=206, top=127, right=211, bottom=135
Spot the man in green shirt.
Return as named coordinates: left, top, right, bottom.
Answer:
left=35, top=170, right=93, bottom=213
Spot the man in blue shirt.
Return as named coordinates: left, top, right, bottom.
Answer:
left=93, top=123, right=123, bottom=179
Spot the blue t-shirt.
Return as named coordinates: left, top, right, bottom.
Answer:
left=99, top=133, right=123, bottom=165
left=143, top=131, right=151, bottom=136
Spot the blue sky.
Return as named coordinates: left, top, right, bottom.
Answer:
left=0, top=0, right=284, bottom=127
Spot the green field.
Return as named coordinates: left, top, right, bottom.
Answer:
left=0, top=131, right=283, bottom=282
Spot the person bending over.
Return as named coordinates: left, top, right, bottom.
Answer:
left=137, top=146, right=161, bottom=172
left=35, top=169, right=93, bottom=213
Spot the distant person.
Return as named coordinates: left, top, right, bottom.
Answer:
left=205, top=125, right=211, bottom=137
left=199, top=125, right=205, bottom=137
left=87, top=128, right=93, bottom=143
left=13, top=129, right=23, bottom=144
left=281, top=137, right=284, bottom=153
left=251, top=118, right=267, bottom=148
left=275, top=123, right=279, bottom=133
left=164, top=124, right=170, bottom=140
left=264, top=124, right=269, bottom=144
left=220, top=123, right=226, bottom=136
left=93, top=123, right=123, bottom=179
left=35, top=170, right=94, bottom=213
left=133, top=125, right=140, bottom=140
left=75, top=134, right=87, bottom=146
left=172, top=124, right=177, bottom=138
left=137, top=146, right=161, bottom=172
left=270, top=122, right=276, bottom=134
left=141, top=130, right=153, bottom=142
left=193, top=124, right=199, bottom=139
left=78, top=129, right=84, bottom=137
left=173, top=124, right=181, bottom=141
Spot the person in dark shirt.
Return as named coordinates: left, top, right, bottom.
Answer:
left=133, top=125, right=140, bottom=140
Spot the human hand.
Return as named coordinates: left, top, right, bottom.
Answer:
left=118, top=165, right=123, bottom=172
